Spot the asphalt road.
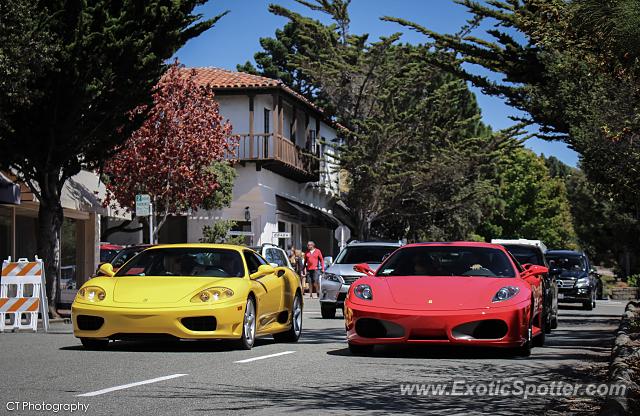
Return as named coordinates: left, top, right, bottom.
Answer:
left=0, top=299, right=627, bottom=416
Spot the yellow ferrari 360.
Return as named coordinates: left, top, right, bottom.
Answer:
left=72, top=244, right=303, bottom=350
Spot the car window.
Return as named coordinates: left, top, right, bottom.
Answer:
left=377, top=246, right=516, bottom=278
left=335, top=246, right=398, bottom=264
left=244, top=250, right=267, bottom=274
left=269, top=248, right=288, bottom=267
left=547, top=254, right=586, bottom=272
left=111, top=248, right=145, bottom=268
left=115, top=248, right=244, bottom=277
left=264, top=248, right=276, bottom=264
left=503, top=245, right=544, bottom=266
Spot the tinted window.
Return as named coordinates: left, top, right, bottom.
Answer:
left=116, top=248, right=244, bottom=277
left=244, top=250, right=266, bottom=274
left=377, top=246, right=516, bottom=278
left=267, top=248, right=288, bottom=267
left=100, top=249, right=119, bottom=263
left=503, top=245, right=544, bottom=266
left=335, top=246, right=398, bottom=264
left=111, top=247, right=147, bottom=268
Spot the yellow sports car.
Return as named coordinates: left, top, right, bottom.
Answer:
left=72, top=244, right=303, bottom=350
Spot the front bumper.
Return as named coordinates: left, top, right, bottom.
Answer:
left=558, top=286, right=591, bottom=303
left=344, top=299, right=532, bottom=348
left=72, top=300, right=245, bottom=340
left=320, top=279, right=349, bottom=305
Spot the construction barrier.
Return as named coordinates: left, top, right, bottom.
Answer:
left=1, top=257, right=49, bottom=332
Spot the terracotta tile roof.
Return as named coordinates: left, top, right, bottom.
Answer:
left=186, top=67, right=349, bottom=134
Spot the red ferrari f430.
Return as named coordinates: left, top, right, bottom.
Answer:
left=344, top=242, right=547, bottom=356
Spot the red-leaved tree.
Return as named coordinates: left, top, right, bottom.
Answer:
left=103, top=61, right=235, bottom=240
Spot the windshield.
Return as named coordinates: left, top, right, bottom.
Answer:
left=115, top=248, right=245, bottom=278
left=377, top=246, right=516, bottom=278
left=503, top=245, right=544, bottom=266
left=111, top=247, right=147, bottom=268
left=546, top=254, right=586, bottom=272
left=335, top=246, right=398, bottom=264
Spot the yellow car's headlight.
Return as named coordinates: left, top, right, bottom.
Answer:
left=191, top=287, right=234, bottom=303
left=76, top=286, right=106, bottom=302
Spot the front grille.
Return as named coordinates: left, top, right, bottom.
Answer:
left=181, top=316, right=217, bottom=332
left=557, top=279, right=576, bottom=288
left=342, top=276, right=360, bottom=285
left=76, top=315, right=104, bottom=331
left=355, top=318, right=405, bottom=338
left=452, top=319, right=508, bottom=340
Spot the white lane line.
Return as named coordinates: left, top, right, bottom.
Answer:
left=77, top=374, right=188, bottom=397
left=234, top=351, right=296, bottom=363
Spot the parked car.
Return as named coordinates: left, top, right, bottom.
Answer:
left=545, top=250, right=598, bottom=310
left=96, top=244, right=154, bottom=276
left=492, top=239, right=558, bottom=332
left=249, top=243, right=292, bottom=269
left=320, top=241, right=402, bottom=319
left=344, top=242, right=547, bottom=356
left=99, top=243, right=123, bottom=264
left=74, top=244, right=303, bottom=350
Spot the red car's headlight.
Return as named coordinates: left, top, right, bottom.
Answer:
left=354, top=284, right=373, bottom=301
left=492, top=286, right=520, bottom=302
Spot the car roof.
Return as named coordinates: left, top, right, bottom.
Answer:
left=150, top=243, right=248, bottom=252
left=546, top=250, right=584, bottom=256
left=403, top=241, right=505, bottom=249
left=347, top=241, right=402, bottom=247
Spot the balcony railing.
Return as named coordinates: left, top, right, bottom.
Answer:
left=225, top=133, right=319, bottom=183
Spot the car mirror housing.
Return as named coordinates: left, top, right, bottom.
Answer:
left=250, top=264, right=276, bottom=279
left=522, top=264, right=548, bottom=277
left=98, top=263, right=115, bottom=277
left=353, top=263, right=375, bottom=276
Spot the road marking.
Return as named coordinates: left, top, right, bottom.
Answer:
left=76, top=374, right=188, bottom=397
left=234, top=351, right=296, bottom=363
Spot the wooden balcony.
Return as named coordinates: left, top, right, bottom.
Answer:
left=226, top=133, right=319, bottom=183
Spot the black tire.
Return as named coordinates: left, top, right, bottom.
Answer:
left=550, top=315, right=558, bottom=330
left=348, top=342, right=374, bottom=356
left=81, top=338, right=109, bottom=350
left=544, top=312, right=552, bottom=334
left=320, top=303, right=336, bottom=319
left=235, top=297, right=257, bottom=350
left=274, top=293, right=302, bottom=343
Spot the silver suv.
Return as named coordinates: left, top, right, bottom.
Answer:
left=319, top=241, right=402, bottom=318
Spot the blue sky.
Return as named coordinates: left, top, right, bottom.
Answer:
left=175, top=0, right=579, bottom=166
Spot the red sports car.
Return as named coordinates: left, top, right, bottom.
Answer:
left=344, top=242, right=547, bottom=356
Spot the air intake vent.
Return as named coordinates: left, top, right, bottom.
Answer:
left=181, top=316, right=217, bottom=331
left=76, top=315, right=104, bottom=331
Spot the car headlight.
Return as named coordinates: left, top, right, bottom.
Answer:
left=191, top=287, right=234, bottom=303
left=76, top=286, right=106, bottom=302
left=323, top=273, right=344, bottom=283
left=576, top=277, right=590, bottom=287
left=492, top=286, right=520, bottom=303
left=354, top=284, right=373, bottom=300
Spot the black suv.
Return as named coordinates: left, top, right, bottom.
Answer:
left=500, top=243, right=558, bottom=332
left=545, top=250, right=597, bottom=310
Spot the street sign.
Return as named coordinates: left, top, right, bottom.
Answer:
left=228, top=231, right=254, bottom=236
left=135, top=194, right=151, bottom=217
left=272, top=232, right=291, bottom=239
left=334, top=225, right=351, bottom=249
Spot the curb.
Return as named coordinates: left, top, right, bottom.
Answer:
left=600, top=301, right=640, bottom=416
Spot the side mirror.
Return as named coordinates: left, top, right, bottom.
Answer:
left=269, top=262, right=279, bottom=268
left=353, top=263, right=374, bottom=276
left=250, top=264, right=275, bottom=279
left=522, top=264, right=548, bottom=277
left=324, top=256, right=333, bottom=268
left=98, top=263, right=115, bottom=277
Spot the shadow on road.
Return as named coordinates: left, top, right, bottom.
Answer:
left=59, top=337, right=278, bottom=353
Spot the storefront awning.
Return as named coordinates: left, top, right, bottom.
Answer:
left=276, top=196, right=339, bottom=228
left=0, top=174, right=20, bottom=205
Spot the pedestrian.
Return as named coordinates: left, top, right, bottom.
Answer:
left=303, top=241, right=324, bottom=299
left=288, top=245, right=305, bottom=288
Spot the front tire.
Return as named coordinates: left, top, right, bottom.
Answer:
left=236, top=297, right=256, bottom=350
left=81, top=338, right=109, bottom=350
left=583, top=291, right=595, bottom=311
left=320, top=303, right=336, bottom=319
left=274, top=293, right=302, bottom=343
left=348, top=342, right=374, bottom=356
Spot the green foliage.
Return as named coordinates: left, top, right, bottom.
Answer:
left=199, top=220, right=246, bottom=245
left=477, top=147, right=576, bottom=249
left=628, top=274, right=640, bottom=288
left=201, top=161, right=237, bottom=211
left=243, top=0, right=516, bottom=240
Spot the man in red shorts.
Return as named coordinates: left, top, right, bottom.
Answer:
left=303, top=241, right=324, bottom=298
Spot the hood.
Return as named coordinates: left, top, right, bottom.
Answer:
left=382, top=275, right=526, bottom=311
left=556, top=270, right=587, bottom=279
left=112, top=276, right=226, bottom=305
left=326, top=263, right=382, bottom=277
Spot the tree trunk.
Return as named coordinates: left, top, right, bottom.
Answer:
left=36, top=179, right=64, bottom=319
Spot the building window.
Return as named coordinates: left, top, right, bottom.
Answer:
left=264, top=109, right=270, bottom=134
